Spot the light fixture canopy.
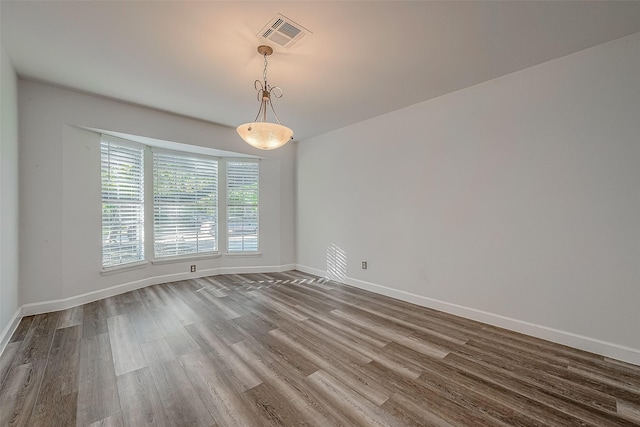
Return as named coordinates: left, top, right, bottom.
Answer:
left=237, top=45, right=293, bottom=150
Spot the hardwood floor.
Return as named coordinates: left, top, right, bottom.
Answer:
left=1, top=270, right=639, bottom=426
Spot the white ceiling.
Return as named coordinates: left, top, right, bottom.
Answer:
left=2, top=1, right=640, bottom=141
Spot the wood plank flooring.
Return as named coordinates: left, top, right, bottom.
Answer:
left=1, top=270, right=639, bottom=426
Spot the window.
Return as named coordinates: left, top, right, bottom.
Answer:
left=101, top=138, right=144, bottom=268
left=100, top=135, right=260, bottom=268
left=227, top=161, right=259, bottom=252
left=153, top=150, right=218, bottom=258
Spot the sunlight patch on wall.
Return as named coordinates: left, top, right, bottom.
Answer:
left=326, top=243, right=347, bottom=282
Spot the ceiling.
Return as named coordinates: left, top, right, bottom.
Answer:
left=2, top=1, right=640, bottom=142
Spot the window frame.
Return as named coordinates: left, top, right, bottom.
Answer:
left=226, top=160, right=260, bottom=254
left=152, top=148, right=219, bottom=260
left=100, top=136, right=146, bottom=270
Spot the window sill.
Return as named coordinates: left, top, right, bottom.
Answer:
left=101, top=260, right=149, bottom=276
left=152, top=252, right=222, bottom=265
left=225, top=252, right=262, bottom=258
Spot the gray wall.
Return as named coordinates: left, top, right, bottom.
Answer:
left=0, top=44, right=19, bottom=344
left=297, top=33, right=640, bottom=364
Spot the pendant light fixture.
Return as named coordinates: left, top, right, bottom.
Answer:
left=237, top=45, right=293, bottom=150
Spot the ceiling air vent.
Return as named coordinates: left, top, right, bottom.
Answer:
left=258, top=14, right=311, bottom=49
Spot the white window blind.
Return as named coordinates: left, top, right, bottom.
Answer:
left=153, top=151, right=218, bottom=258
left=101, top=138, right=145, bottom=267
left=227, top=161, right=259, bottom=252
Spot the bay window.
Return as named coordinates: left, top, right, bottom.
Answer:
left=100, top=135, right=260, bottom=270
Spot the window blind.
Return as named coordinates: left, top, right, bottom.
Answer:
left=153, top=151, right=218, bottom=258
left=227, top=161, right=259, bottom=252
left=101, top=139, right=145, bottom=267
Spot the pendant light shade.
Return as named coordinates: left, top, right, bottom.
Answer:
left=237, top=122, right=293, bottom=150
left=237, top=45, right=293, bottom=150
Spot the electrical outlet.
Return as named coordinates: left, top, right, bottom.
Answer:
left=362, top=261, right=367, bottom=270
left=190, top=265, right=196, bottom=272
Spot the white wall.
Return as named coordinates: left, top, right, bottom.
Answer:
left=0, top=44, right=20, bottom=346
left=19, top=80, right=296, bottom=308
left=297, top=33, right=640, bottom=364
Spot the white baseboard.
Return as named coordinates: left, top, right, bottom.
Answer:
left=295, top=264, right=640, bottom=366
left=0, top=307, right=23, bottom=358
left=21, top=263, right=298, bottom=317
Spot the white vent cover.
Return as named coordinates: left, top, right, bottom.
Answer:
left=258, top=14, right=311, bottom=49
